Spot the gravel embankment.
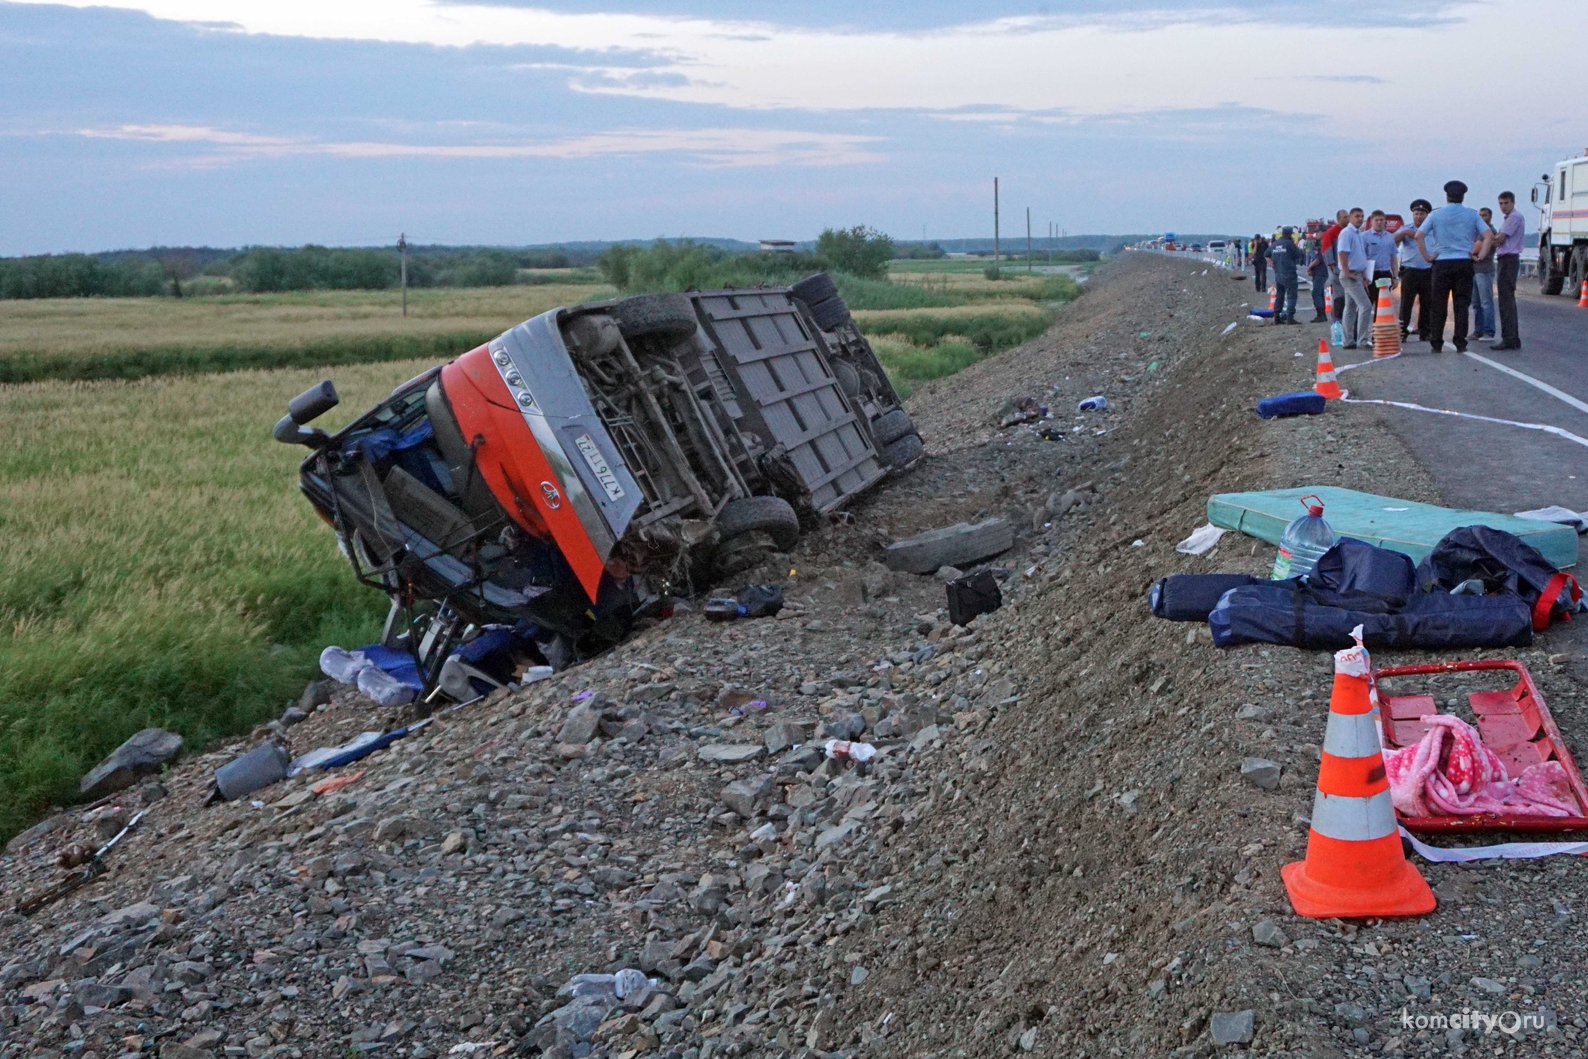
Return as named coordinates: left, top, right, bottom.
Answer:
left=3, top=254, right=1584, bottom=1059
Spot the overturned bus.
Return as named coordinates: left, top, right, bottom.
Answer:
left=273, top=275, right=921, bottom=694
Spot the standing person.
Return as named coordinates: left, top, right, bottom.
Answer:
left=1361, top=210, right=1397, bottom=328
left=1415, top=180, right=1492, bottom=354
left=1470, top=207, right=1497, bottom=340
left=1319, top=209, right=1349, bottom=323
left=1335, top=207, right=1373, bottom=348
left=1252, top=233, right=1269, bottom=293
left=1491, top=191, right=1524, bottom=350
left=1267, top=227, right=1303, bottom=324
left=1395, top=199, right=1433, bottom=342
left=1306, top=236, right=1330, bottom=321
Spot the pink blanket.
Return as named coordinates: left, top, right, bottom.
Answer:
left=1382, top=713, right=1578, bottom=818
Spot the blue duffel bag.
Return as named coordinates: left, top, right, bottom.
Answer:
left=1208, top=580, right=1533, bottom=650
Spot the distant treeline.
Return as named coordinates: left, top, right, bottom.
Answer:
left=0, top=233, right=1106, bottom=300
left=0, top=245, right=597, bottom=300
left=599, top=228, right=899, bottom=293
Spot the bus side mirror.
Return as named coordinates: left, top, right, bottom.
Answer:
left=273, top=380, right=339, bottom=447
left=1531, top=187, right=1538, bottom=205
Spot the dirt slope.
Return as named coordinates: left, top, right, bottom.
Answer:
left=3, top=255, right=1584, bottom=1059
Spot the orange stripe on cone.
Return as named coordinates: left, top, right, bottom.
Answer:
left=1317, top=751, right=1388, bottom=795
left=1579, top=279, right=1588, bottom=309
left=1281, top=632, right=1435, bottom=919
left=1314, top=339, right=1342, bottom=399
left=1287, top=832, right=1428, bottom=897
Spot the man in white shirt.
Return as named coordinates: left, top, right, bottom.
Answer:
left=1334, top=208, right=1373, bottom=348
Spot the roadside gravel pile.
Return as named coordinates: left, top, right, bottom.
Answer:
left=3, top=255, right=1585, bottom=1059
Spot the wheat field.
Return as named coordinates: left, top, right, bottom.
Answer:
left=0, top=359, right=436, bottom=839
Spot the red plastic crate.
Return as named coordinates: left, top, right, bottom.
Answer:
left=1372, top=659, right=1588, bottom=833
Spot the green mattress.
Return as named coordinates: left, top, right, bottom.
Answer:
left=1208, top=486, right=1579, bottom=569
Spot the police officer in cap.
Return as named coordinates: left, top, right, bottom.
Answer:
left=1394, top=198, right=1434, bottom=342
left=1415, top=180, right=1492, bottom=353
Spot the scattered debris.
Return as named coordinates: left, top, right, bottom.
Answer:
left=1515, top=504, right=1588, bottom=533
left=1077, top=395, right=1108, bottom=412
left=14, top=809, right=146, bottom=916
left=945, top=569, right=1003, bottom=626
left=1255, top=391, right=1326, bottom=419
left=1175, top=523, right=1226, bottom=555
left=1378, top=659, right=1588, bottom=830
left=704, top=583, right=785, bottom=622
left=996, top=395, right=1044, bottom=427
left=212, top=741, right=290, bottom=801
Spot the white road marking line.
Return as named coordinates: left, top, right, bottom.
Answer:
left=1339, top=391, right=1588, bottom=450
left=1462, top=350, right=1588, bottom=419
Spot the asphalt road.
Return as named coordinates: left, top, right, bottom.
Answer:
left=1341, top=287, right=1588, bottom=517
left=1337, top=285, right=1588, bottom=666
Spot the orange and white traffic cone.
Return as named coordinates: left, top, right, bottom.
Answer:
left=1324, top=283, right=1333, bottom=317
left=1578, top=279, right=1588, bottom=308
left=1269, top=286, right=1278, bottom=313
left=1314, top=339, right=1342, bottom=399
left=1371, top=281, right=1400, bottom=357
left=1281, top=629, right=1435, bottom=919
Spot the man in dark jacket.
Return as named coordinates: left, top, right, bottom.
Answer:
left=1306, top=238, right=1330, bottom=322
left=1266, top=228, right=1303, bottom=324
left=1251, top=233, right=1270, bottom=292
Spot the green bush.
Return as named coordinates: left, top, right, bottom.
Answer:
left=232, top=246, right=400, bottom=293
left=816, top=226, right=894, bottom=279
left=0, top=254, right=165, bottom=299
left=597, top=240, right=825, bottom=293
left=833, top=274, right=966, bottom=310
left=862, top=311, right=1053, bottom=355
left=869, top=337, right=981, bottom=397
left=892, top=242, right=947, bottom=260
left=0, top=332, right=498, bottom=385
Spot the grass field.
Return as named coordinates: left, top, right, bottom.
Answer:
left=0, top=265, right=1084, bottom=837
left=855, top=267, right=1080, bottom=394
left=0, top=282, right=614, bottom=383
left=0, top=361, right=430, bottom=840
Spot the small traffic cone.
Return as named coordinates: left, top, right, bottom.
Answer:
left=1269, top=286, right=1278, bottom=313
left=1281, top=631, right=1435, bottom=919
left=1578, top=279, right=1588, bottom=308
left=1324, top=284, right=1333, bottom=316
left=1371, top=281, right=1400, bottom=358
left=1314, top=339, right=1342, bottom=399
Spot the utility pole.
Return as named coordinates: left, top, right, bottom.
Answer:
left=398, top=232, right=408, bottom=318
left=993, top=177, right=1000, bottom=277
left=1026, top=207, right=1032, bottom=273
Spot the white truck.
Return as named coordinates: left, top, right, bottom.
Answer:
left=1533, top=154, right=1588, bottom=294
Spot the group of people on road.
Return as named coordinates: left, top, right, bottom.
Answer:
left=1242, top=180, right=1524, bottom=351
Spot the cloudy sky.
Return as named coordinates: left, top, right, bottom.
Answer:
left=0, top=1, right=1572, bottom=254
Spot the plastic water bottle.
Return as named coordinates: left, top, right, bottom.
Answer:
left=1330, top=318, right=1344, bottom=349
left=1271, top=494, right=1335, bottom=580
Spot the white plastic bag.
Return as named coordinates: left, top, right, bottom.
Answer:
left=1175, top=524, right=1226, bottom=556
left=357, top=665, right=417, bottom=707
left=825, top=739, right=877, bottom=763
left=320, top=646, right=368, bottom=685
